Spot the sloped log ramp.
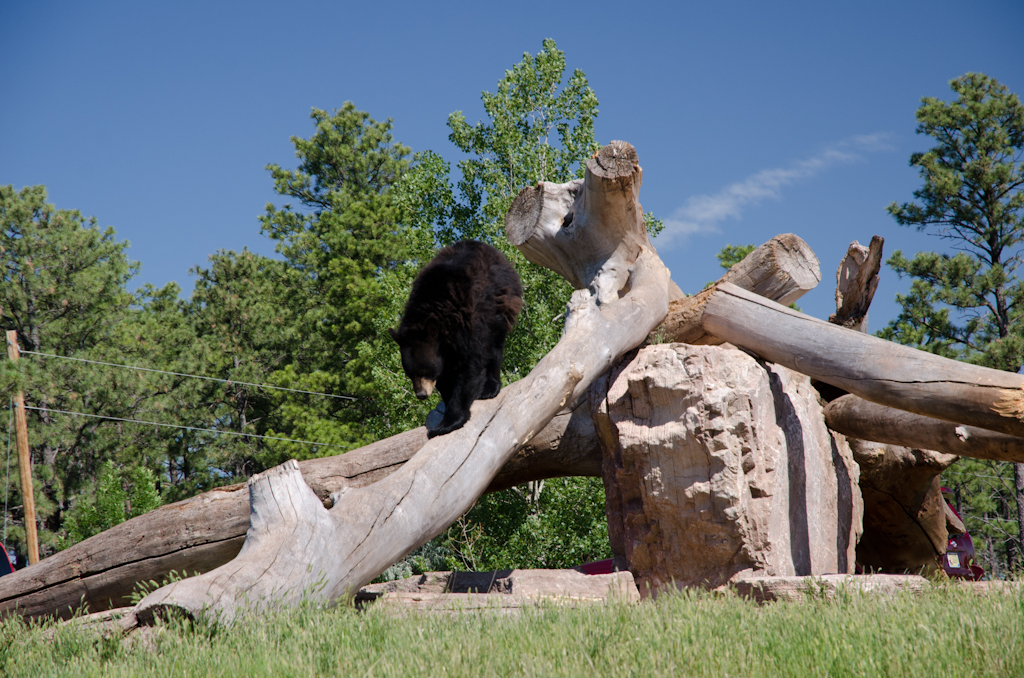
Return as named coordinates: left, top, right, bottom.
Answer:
left=701, top=283, right=1024, bottom=438
left=133, top=141, right=672, bottom=624
left=826, top=394, right=1024, bottom=464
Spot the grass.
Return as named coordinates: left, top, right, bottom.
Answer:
left=1, top=583, right=1021, bottom=677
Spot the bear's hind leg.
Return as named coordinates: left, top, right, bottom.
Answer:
left=479, top=329, right=506, bottom=400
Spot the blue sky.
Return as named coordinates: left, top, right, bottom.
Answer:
left=2, top=0, right=1022, bottom=328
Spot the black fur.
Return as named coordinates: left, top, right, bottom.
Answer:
left=389, top=241, right=523, bottom=438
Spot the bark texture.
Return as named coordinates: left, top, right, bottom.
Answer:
left=648, top=234, right=820, bottom=345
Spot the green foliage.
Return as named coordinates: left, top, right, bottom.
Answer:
left=716, top=244, right=756, bottom=270
left=880, top=73, right=1024, bottom=572
left=259, top=103, right=434, bottom=444
left=442, top=477, right=611, bottom=571
left=407, top=39, right=603, bottom=380
left=4, top=586, right=1024, bottom=677
left=61, top=461, right=161, bottom=544
left=881, top=73, right=1024, bottom=369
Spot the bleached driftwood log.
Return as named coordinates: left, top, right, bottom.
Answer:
left=132, top=141, right=671, bottom=624
left=699, top=284, right=1024, bottom=438
left=829, top=236, right=883, bottom=332
left=826, top=395, right=1024, bottom=464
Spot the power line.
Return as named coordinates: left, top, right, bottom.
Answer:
left=21, top=405, right=347, bottom=450
left=19, top=350, right=356, bottom=401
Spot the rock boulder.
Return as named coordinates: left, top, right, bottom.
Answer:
left=591, top=343, right=862, bottom=595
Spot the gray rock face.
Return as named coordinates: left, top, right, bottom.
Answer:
left=591, top=344, right=862, bottom=595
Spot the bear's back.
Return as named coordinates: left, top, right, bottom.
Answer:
left=402, top=241, right=522, bottom=333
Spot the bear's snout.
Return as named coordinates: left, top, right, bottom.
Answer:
left=413, top=377, right=436, bottom=399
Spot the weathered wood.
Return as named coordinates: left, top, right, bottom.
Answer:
left=133, top=141, right=671, bottom=623
left=701, top=283, right=1024, bottom=438
left=826, top=394, right=1024, bottom=464
left=829, top=236, right=883, bottom=332
left=0, top=408, right=608, bottom=620
left=6, top=330, right=39, bottom=565
left=648, top=234, right=820, bottom=345
left=851, top=440, right=956, bottom=573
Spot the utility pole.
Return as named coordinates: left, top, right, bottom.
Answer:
left=6, top=330, right=39, bottom=565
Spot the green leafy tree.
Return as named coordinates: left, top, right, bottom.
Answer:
left=434, top=38, right=603, bottom=376
left=259, top=103, right=435, bottom=445
left=61, top=461, right=160, bottom=544
left=716, top=244, right=756, bottom=270
left=879, top=73, right=1024, bottom=573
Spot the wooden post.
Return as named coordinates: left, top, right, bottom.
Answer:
left=6, top=330, right=39, bottom=566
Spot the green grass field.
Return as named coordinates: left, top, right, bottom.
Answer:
left=2, top=584, right=1021, bottom=677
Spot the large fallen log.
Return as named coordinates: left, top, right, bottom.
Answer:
left=132, top=141, right=672, bottom=624
left=826, top=395, right=1024, bottom=464
left=699, top=283, right=1024, bottom=438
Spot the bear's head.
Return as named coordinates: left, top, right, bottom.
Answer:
left=388, top=327, right=442, bottom=399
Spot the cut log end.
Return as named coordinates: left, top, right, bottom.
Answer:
left=588, top=140, right=640, bottom=182
left=506, top=184, right=544, bottom=247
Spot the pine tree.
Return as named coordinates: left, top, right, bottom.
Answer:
left=880, top=73, right=1024, bottom=572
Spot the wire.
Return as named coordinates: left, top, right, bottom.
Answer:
left=19, top=350, right=356, bottom=401
left=22, top=405, right=347, bottom=450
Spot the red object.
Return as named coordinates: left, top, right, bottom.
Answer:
left=941, top=487, right=984, bottom=581
left=576, top=558, right=616, bottom=575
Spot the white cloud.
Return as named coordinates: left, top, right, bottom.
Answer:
left=654, top=134, right=893, bottom=248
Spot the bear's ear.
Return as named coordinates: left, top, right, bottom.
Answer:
left=387, top=327, right=400, bottom=342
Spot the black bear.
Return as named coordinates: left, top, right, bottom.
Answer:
left=389, top=240, right=523, bottom=438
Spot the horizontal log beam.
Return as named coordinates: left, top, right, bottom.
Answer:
left=701, top=283, right=1024, bottom=438
left=650, top=233, right=820, bottom=345
left=826, top=394, right=1024, bottom=464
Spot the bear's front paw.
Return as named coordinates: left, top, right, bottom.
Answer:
left=427, top=412, right=470, bottom=438
left=427, top=421, right=461, bottom=438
